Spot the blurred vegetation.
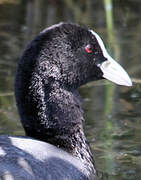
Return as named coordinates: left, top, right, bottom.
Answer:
left=0, top=0, right=19, bottom=4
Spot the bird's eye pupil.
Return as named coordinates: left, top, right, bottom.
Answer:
left=85, top=44, right=93, bottom=53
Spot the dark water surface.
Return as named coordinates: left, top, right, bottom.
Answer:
left=0, top=0, right=141, bottom=179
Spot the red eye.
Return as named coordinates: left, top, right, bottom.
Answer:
left=85, top=44, right=93, bottom=53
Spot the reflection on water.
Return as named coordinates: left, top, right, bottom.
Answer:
left=0, top=0, right=141, bottom=179
left=81, top=83, right=141, bottom=179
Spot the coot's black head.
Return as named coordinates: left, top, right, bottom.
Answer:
left=17, top=22, right=132, bottom=92
left=39, top=22, right=107, bottom=89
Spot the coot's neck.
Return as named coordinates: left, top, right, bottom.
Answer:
left=15, top=55, right=95, bottom=174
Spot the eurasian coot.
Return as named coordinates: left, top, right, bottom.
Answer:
left=0, top=23, right=132, bottom=180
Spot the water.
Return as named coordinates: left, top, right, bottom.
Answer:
left=0, top=0, right=141, bottom=179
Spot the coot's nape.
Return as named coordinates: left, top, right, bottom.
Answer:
left=0, top=22, right=132, bottom=180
